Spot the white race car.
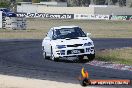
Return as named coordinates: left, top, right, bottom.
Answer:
left=42, top=26, right=95, bottom=62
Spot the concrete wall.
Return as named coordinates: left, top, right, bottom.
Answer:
left=94, top=7, right=132, bottom=15
left=37, top=7, right=94, bottom=14
left=17, top=4, right=42, bottom=13
left=17, top=4, right=132, bottom=15
left=39, top=2, right=67, bottom=7
left=37, top=6, right=132, bottom=15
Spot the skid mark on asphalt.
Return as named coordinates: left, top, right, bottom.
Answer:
left=87, top=60, right=132, bottom=72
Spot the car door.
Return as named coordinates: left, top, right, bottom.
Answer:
left=44, top=29, right=53, bottom=56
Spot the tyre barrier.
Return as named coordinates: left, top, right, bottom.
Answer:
left=2, top=17, right=26, bottom=30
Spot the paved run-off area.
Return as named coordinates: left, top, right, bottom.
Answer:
left=0, top=74, right=131, bottom=88
left=2, top=74, right=131, bottom=88
left=0, top=74, right=82, bottom=88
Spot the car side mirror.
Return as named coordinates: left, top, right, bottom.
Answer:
left=86, top=33, right=91, bottom=37
left=45, top=37, right=51, bottom=40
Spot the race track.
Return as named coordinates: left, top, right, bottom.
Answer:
left=0, top=38, right=132, bottom=84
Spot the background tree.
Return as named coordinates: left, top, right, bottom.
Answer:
left=32, top=0, right=40, bottom=3
left=0, top=0, right=127, bottom=7
left=0, top=0, right=10, bottom=8
left=0, top=2, right=10, bottom=8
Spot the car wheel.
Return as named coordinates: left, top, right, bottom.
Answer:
left=42, top=47, right=48, bottom=60
left=51, top=47, right=59, bottom=62
left=42, top=51, right=46, bottom=60
left=43, top=50, right=49, bottom=60
left=87, top=54, right=95, bottom=61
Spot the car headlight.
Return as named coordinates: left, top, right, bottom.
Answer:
left=84, top=42, right=93, bottom=46
left=56, top=45, right=66, bottom=49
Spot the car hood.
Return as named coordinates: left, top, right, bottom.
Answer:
left=51, top=37, right=93, bottom=46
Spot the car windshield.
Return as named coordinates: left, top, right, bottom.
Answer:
left=53, top=27, right=86, bottom=39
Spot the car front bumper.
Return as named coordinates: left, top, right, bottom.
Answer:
left=53, top=46, right=95, bottom=58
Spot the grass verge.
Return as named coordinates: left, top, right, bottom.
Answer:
left=96, top=47, right=132, bottom=65
left=0, top=19, right=132, bottom=39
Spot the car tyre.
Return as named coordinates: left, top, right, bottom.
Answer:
left=87, top=54, right=95, bottom=61
left=51, top=47, right=59, bottom=62
left=42, top=47, right=49, bottom=60
left=43, top=51, right=46, bottom=60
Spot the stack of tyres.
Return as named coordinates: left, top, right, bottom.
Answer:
left=5, top=17, right=17, bottom=30
left=4, top=17, right=26, bottom=30
left=17, top=17, right=26, bottom=30
left=2, top=16, right=6, bottom=28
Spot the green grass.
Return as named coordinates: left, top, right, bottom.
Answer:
left=0, top=29, right=44, bottom=39
left=96, top=47, right=132, bottom=65
left=0, top=19, right=132, bottom=39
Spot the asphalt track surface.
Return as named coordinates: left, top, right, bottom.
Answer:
left=0, top=38, right=132, bottom=86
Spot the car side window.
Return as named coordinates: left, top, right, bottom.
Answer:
left=47, top=29, right=53, bottom=39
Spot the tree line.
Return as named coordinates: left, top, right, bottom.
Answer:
left=30, top=0, right=127, bottom=6
left=0, top=0, right=128, bottom=8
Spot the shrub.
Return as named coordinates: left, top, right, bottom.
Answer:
left=0, top=2, right=10, bottom=8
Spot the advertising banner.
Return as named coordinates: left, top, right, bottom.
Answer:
left=74, top=14, right=110, bottom=20
left=129, top=16, right=132, bottom=20
left=110, top=15, right=132, bottom=20
left=17, top=13, right=74, bottom=19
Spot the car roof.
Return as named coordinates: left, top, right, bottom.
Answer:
left=52, top=26, right=79, bottom=30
